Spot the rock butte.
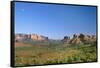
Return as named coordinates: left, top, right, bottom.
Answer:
left=15, top=33, right=96, bottom=45
left=62, top=34, right=96, bottom=44
left=15, top=34, right=48, bottom=41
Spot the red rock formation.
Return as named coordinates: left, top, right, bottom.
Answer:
left=63, top=33, right=96, bottom=44
left=15, top=34, right=48, bottom=41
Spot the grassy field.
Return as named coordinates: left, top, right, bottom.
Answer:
left=15, top=42, right=97, bottom=66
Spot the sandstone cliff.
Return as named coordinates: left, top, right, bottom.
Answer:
left=15, top=34, right=48, bottom=42
left=62, top=33, right=96, bottom=44
left=15, top=33, right=96, bottom=45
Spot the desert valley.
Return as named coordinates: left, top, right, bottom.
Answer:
left=15, top=33, right=97, bottom=66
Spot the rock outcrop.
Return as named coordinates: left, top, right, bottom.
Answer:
left=62, top=36, right=70, bottom=44
left=15, top=33, right=96, bottom=45
left=31, top=34, right=48, bottom=41
left=15, top=34, right=48, bottom=42
left=63, top=33, right=96, bottom=44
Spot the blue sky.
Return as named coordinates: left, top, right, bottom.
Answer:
left=15, top=2, right=97, bottom=39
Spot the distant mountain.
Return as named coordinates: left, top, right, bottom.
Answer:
left=62, top=33, right=96, bottom=45
left=15, top=34, right=48, bottom=42
left=15, top=33, right=96, bottom=45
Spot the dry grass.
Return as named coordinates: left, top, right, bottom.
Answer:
left=15, top=42, right=97, bottom=66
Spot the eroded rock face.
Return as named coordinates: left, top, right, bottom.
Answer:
left=63, top=36, right=70, bottom=44
left=15, top=34, right=29, bottom=41
left=63, top=34, right=96, bottom=44
left=15, top=33, right=96, bottom=45
left=81, top=35, right=96, bottom=44
left=31, top=34, right=48, bottom=41
left=15, top=34, right=48, bottom=42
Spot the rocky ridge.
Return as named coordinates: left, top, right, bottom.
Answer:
left=15, top=33, right=96, bottom=45
left=15, top=34, right=48, bottom=42
left=62, top=33, right=96, bottom=44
